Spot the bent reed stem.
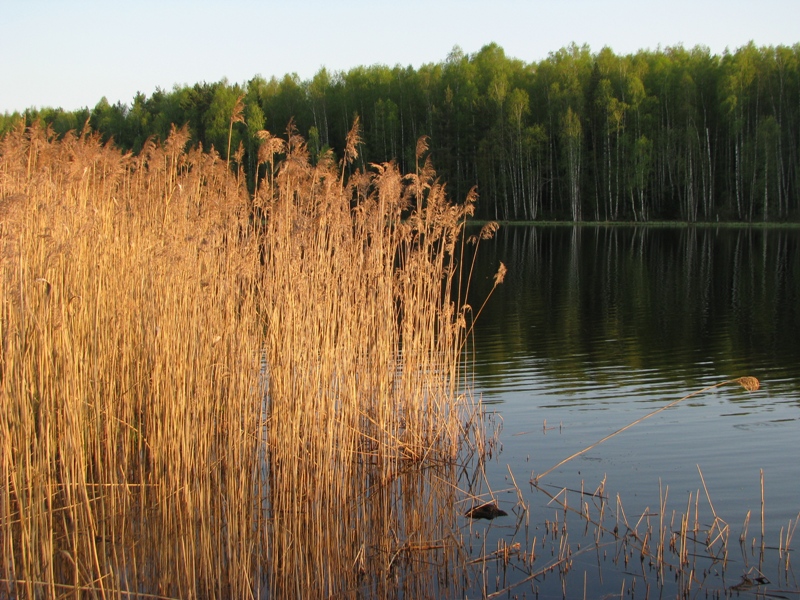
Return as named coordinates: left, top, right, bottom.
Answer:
left=532, top=376, right=760, bottom=482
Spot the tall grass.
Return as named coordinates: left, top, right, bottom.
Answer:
left=0, top=120, right=491, bottom=597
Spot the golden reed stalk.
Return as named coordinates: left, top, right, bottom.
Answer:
left=0, top=121, right=497, bottom=598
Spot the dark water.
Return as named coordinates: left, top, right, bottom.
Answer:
left=461, top=225, right=800, bottom=598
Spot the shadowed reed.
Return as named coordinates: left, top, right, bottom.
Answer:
left=0, top=120, right=502, bottom=598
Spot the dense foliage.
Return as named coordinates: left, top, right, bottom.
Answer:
left=3, top=42, right=799, bottom=221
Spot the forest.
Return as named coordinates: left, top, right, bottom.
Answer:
left=2, top=42, right=799, bottom=222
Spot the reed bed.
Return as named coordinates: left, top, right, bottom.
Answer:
left=0, top=121, right=495, bottom=598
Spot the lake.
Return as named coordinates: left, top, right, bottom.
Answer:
left=460, top=224, right=800, bottom=598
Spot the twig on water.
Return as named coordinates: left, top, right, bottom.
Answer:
left=531, top=377, right=760, bottom=483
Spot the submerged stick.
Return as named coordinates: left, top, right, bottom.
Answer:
left=532, top=376, right=760, bottom=482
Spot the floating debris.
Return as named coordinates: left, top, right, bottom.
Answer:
left=465, top=502, right=508, bottom=520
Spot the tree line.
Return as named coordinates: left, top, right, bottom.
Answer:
left=3, top=42, right=799, bottom=222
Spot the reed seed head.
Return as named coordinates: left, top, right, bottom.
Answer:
left=494, top=262, right=507, bottom=286
left=736, top=376, right=760, bottom=392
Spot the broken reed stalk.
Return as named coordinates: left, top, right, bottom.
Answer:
left=0, top=121, right=491, bottom=598
left=532, top=376, right=760, bottom=482
left=761, top=469, right=766, bottom=542
left=781, top=513, right=799, bottom=572
left=658, top=480, right=667, bottom=582
left=525, top=466, right=776, bottom=599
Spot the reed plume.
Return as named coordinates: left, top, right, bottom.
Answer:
left=0, top=121, right=488, bottom=598
left=227, top=93, right=246, bottom=168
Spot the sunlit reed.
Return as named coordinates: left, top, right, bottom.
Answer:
left=0, top=120, right=496, bottom=598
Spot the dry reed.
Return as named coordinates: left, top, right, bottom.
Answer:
left=479, top=377, right=793, bottom=599
left=518, top=469, right=792, bottom=599
left=0, top=120, right=498, bottom=598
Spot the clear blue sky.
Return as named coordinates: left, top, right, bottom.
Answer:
left=2, top=0, right=798, bottom=114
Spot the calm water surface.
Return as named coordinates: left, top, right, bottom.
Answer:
left=462, top=225, right=800, bottom=598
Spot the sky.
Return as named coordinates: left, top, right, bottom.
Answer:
left=2, top=0, right=799, bottom=114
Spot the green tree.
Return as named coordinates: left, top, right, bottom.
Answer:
left=561, top=107, right=583, bottom=221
